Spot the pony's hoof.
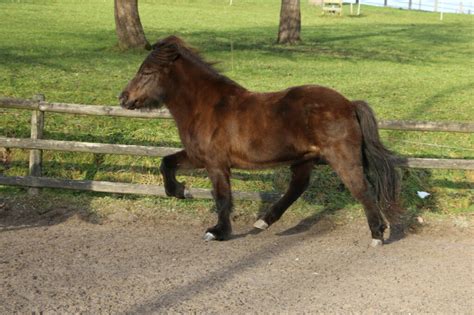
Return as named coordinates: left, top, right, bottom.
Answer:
left=203, top=232, right=216, bottom=241
left=253, top=219, right=269, bottom=230
left=370, top=239, right=384, bottom=247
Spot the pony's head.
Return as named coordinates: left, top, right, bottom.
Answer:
left=119, top=36, right=184, bottom=110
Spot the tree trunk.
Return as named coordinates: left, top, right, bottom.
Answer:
left=277, top=0, right=301, bottom=44
left=114, top=0, right=150, bottom=50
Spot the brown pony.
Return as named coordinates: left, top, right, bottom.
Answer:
left=120, top=36, right=402, bottom=246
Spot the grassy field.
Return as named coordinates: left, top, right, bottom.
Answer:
left=0, top=0, right=472, bottom=224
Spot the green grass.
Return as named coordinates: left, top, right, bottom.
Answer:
left=0, top=0, right=472, bottom=223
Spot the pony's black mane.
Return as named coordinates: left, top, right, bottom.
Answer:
left=149, top=36, right=244, bottom=89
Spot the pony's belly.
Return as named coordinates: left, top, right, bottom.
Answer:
left=230, top=146, right=320, bottom=169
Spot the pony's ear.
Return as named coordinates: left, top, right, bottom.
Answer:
left=151, top=43, right=180, bottom=64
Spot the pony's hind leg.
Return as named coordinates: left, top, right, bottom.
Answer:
left=324, top=146, right=386, bottom=246
left=160, top=150, right=200, bottom=199
left=254, top=160, right=313, bottom=230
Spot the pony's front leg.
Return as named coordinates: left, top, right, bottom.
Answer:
left=204, top=167, right=233, bottom=241
left=160, top=150, right=198, bottom=199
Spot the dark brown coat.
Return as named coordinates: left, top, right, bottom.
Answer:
left=120, top=36, right=402, bottom=244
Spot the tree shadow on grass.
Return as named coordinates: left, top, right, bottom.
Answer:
left=174, top=22, right=471, bottom=65
left=1, top=20, right=470, bottom=77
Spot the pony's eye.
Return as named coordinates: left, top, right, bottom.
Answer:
left=142, top=71, right=155, bottom=76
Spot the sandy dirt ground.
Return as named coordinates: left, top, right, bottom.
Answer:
left=0, top=207, right=473, bottom=314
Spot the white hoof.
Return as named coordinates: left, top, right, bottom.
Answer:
left=183, top=189, right=192, bottom=198
left=370, top=239, right=384, bottom=247
left=203, top=232, right=216, bottom=241
left=253, top=219, right=269, bottom=230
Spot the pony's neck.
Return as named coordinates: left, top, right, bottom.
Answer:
left=163, top=57, right=246, bottom=123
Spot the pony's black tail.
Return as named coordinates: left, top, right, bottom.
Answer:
left=353, top=100, right=402, bottom=223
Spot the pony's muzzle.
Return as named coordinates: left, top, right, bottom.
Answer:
left=119, top=91, right=136, bottom=109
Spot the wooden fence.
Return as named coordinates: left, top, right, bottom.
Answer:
left=0, top=95, right=473, bottom=201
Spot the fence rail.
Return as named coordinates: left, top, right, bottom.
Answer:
left=1, top=137, right=472, bottom=170
left=347, top=0, right=473, bottom=15
left=1, top=97, right=473, bottom=132
left=0, top=137, right=181, bottom=157
left=0, top=95, right=473, bottom=198
left=0, top=175, right=281, bottom=202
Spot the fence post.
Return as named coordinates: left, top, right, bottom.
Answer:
left=28, top=94, right=45, bottom=195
